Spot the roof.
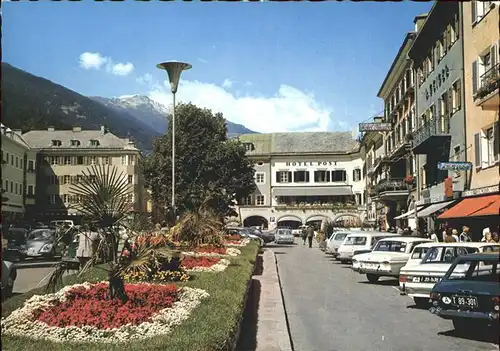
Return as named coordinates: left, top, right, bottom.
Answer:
left=414, top=242, right=500, bottom=248
left=238, top=132, right=360, bottom=155
left=22, top=128, right=138, bottom=150
left=457, top=253, right=500, bottom=261
left=377, top=32, right=416, bottom=99
left=1, top=123, right=31, bottom=149
left=378, top=237, right=432, bottom=243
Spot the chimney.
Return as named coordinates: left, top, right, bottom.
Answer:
left=414, top=13, right=428, bottom=32
left=48, top=127, right=55, bottom=132
left=73, top=126, right=82, bottom=132
left=100, top=125, right=106, bottom=135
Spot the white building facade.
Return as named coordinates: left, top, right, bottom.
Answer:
left=233, top=132, right=367, bottom=230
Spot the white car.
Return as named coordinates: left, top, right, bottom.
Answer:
left=352, top=237, right=433, bottom=283
left=399, top=242, right=500, bottom=307
left=275, top=229, right=294, bottom=244
left=325, top=231, right=350, bottom=257
left=337, top=232, right=400, bottom=264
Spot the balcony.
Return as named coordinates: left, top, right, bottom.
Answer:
left=412, top=116, right=451, bottom=155
left=475, top=63, right=499, bottom=111
left=372, top=178, right=412, bottom=203
left=274, top=203, right=359, bottom=211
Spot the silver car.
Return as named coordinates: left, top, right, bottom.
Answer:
left=21, top=229, right=58, bottom=258
left=275, top=229, right=294, bottom=245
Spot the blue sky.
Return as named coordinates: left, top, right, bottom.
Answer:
left=3, top=1, right=432, bottom=133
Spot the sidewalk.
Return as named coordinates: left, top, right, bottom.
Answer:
left=254, top=248, right=292, bottom=351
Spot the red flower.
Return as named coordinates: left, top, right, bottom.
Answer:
left=225, top=235, right=241, bottom=241
left=122, top=249, right=130, bottom=257
left=194, top=246, right=227, bottom=255
left=33, top=283, right=179, bottom=329
left=181, top=256, right=221, bottom=269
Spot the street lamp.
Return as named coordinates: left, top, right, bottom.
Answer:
left=156, top=61, right=192, bottom=222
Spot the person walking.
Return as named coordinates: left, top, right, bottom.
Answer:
left=306, top=225, right=314, bottom=248
left=451, top=229, right=460, bottom=242
left=301, top=226, right=307, bottom=245
left=459, top=226, right=472, bottom=242
left=444, top=228, right=457, bottom=243
left=429, top=230, right=439, bottom=242
left=76, top=225, right=100, bottom=269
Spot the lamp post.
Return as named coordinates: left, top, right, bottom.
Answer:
left=156, top=61, right=192, bottom=223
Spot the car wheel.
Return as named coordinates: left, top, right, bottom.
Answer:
left=452, top=318, right=474, bottom=333
left=2, top=273, right=15, bottom=299
left=366, top=274, right=379, bottom=283
left=340, top=260, right=348, bottom=264
left=413, top=297, right=429, bottom=308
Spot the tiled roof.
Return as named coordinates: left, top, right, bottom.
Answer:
left=22, top=128, right=138, bottom=150
left=239, top=132, right=359, bottom=155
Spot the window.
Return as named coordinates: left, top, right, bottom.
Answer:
left=50, top=194, right=57, bottom=204
left=70, top=140, right=81, bottom=147
left=344, top=236, right=367, bottom=246
left=243, top=143, right=255, bottom=152
left=76, top=156, right=84, bottom=165
left=276, top=171, right=292, bottom=183
left=51, top=140, right=62, bottom=147
left=50, top=156, right=58, bottom=165
left=27, top=185, right=34, bottom=196
left=472, top=1, right=493, bottom=24
left=128, top=175, right=133, bottom=184
left=475, top=123, right=499, bottom=168
left=14, top=183, right=18, bottom=194
left=129, top=155, right=136, bottom=166
left=64, top=156, right=72, bottom=165
left=352, top=169, right=362, bottom=182
left=10, top=154, right=13, bottom=165
left=374, top=240, right=407, bottom=253
left=89, top=139, right=100, bottom=147
left=331, top=170, right=347, bottom=182
left=486, top=127, right=497, bottom=166
left=15, top=156, right=19, bottom=168
left=314, top=170, right=330, bottom=183
left=4, top=180, right=8, bottom=192
left=255, top=195, right=265, bottom=206
left=64, top=175, right=70, bottom=184
left=241, top=195, right=252, bottom=206
left=293, top=170, right=309, bottom=183
left=102, top=156, right=110, bottom=165
left=355, top=193, right=362, bottom=205
left=62, top=194, right=69, bottom=203
left=121, top=155, right=127, bottom=165
left=90, top=156, right=97, bottom=165
left=255, top=172, right=265, bottom=184
left=127, top=194, right=134, bottom=203
left=28, top=160, right=35, bottom=171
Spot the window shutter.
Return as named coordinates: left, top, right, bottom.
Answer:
left=447, top=88, right=453, bottom=115
left=305, top=171, right=310, bottom=183
left=471, top=2, right=477, bottom=24
left=472, top=60, right=478, bottom=95
left=326, top=171, right=331, bottom=182
left=454, top=13, right=460, bottom=39
left=494, top=122, right=500, bottom=161
left=287, top=171, right=292, bottom=183
left=275, top=172, right=280, bottom=183
left=474, top=133, right=482, bottom=167
left=490, top=45, right=497, bottom=67
left=456, top=80, right=462, bottom=110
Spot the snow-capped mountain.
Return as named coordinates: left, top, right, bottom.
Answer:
left=91, top=95, right=256, bottom=136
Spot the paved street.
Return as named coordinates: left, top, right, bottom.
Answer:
left=269, top=242, right=498, bottom=351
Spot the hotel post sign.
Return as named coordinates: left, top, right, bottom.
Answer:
left=359, top=123, right=392, bottom=132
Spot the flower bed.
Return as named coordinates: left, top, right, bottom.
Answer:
left=181, top=256, right=230, bottom=273
left=1, top=282, right=209, bottom=343
left=182, top=246, right=241, bottom=257
left=224, top=234, right=241, bottom=241
left=225, top=238, right=250, bottom=247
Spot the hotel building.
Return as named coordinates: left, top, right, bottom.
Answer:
left=21, top=126, right=147, bottom=220
left=1, top=124, right=37, bottom=224
left=233, top=132, right=367, bottom=230
left=407, top=1, right=467, bottom=231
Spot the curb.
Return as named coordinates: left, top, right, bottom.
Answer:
left=229, top=243, right=261, bottom=351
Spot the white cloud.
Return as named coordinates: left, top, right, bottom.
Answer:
left=78, top=52, right=134, bottom=76
left=146, top=79, right=334, bottom=133
left=197, top=58, right=208, bottom=64
left=221, top=79, right=233, bottom=89
left=79, top=52, right=108, bottom=70
left=136, top=73, right=153, bottom=85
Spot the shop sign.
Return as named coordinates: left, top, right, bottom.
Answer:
left=462, top=185, right=499, bottom=197
left=284, top=161, right=338, bottom=167
left=437, top=162, right=472, bottom=171
left=424, top=65, right=450, bottom=101
left=269, top=216, right=275, bottom=223
left=359, top=123, right=392, bottom=132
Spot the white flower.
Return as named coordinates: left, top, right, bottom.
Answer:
left=186, top=259, right=230, bottom=273
left=181, top=247, right=241, bottom=257
left=1, top=282, right=209, bottom=343
left=226, top=238, right=250, bottom=247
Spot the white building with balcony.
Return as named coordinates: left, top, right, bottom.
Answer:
left=233, top=132, right=367, bottom=230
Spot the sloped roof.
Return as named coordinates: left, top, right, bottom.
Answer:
left=22, top=128, right=138, bottom=150
left=239, top=131, right=359, bottom=155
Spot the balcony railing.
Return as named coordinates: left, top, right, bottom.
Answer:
left=412, top=116, right=450, bottom=150
left=475, top=63, right=499, bottom=100
left=373, top=178, right=411, bottom=195
left=275, top=203, right=359, bottom=211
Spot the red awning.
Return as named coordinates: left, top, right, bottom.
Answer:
left=438, top=194, right=500, bottom=219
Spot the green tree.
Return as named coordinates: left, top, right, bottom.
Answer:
left=145, top=103, right=255, bottom=221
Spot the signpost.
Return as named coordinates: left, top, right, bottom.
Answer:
left=437, top=162, right=473, bottom=171
left=359, top=123, right=392, bottom=132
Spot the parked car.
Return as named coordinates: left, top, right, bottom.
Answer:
left=1, top=259, right=17, bottom=299
left=337, top=232, right=400, bottom=264
left=245, top=227, right=275, bottom=244
left=20, top=228, right=61, bottom=259
left=275, top=228, right=294, bottom=244
left=399, top=242, right=500, bottom=307
left=3, top=227, right=29, bottom=262
left=325, top=231, right=350, bottom=257
left=429, top=253, right=499, bottom=333
left=352, top=237, right=433, bottom=283
left=225, top=227, right=264, bottom=245
left=50, top=220, right=75, bottom=228
left=291, top=225, right=306, bottom=237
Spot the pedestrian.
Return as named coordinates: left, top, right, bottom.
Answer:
left=429, top=230, right=439, bottom=242
left=484, top=231, right=495, bottom=243
left=76, top=225, right=100, bottom=269
left=459, top=226, right=472, bottom=242
left=492, top=232, right=499, bottom=243
left=307, top=225, right=314, bottom=248
left=301, top=226, right=307, bottom=245
left=451, top=229, right=460, bottom=242
left=481, top=227, right=490, bottom=242
left=444, top=228, right=456, bottom=243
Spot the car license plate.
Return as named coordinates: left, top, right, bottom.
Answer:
left=363, top=263, right=378, bottom=269
left=452, top=295, right=478, bottom=308
left=415, top=276, right=441, bottom=283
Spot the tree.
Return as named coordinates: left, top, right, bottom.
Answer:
left=145, top=103, right=255, bottom=222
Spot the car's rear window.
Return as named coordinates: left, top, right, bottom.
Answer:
left=374, top=240, right=407, bottom=252
left=334, top=233, right=348, bottom=241
left=411, top=247, right=429, bottom=259
left=446, top=259, right=499, bottom=282
left=423, top=246, right=477, bottom=264
left=345, top=236, right=367, bottom=245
